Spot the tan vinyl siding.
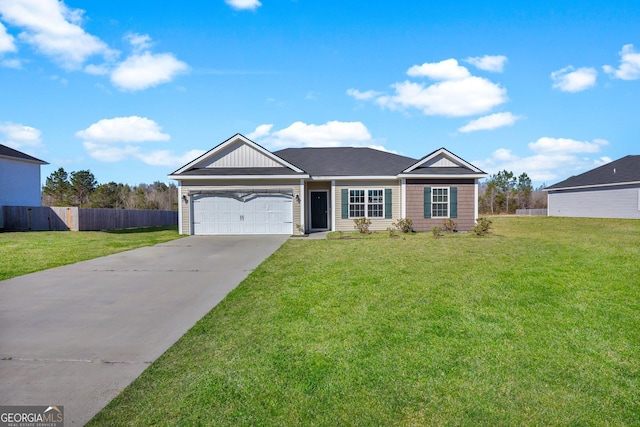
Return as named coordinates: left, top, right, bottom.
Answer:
left=334, top=180, right=400, bottom=232
left=179, top=180, right=301, bottom=235
left=405, top=179, right=476, bottom=231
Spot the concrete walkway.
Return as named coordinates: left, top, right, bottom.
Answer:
left=0, top=235, right=288, bottom=426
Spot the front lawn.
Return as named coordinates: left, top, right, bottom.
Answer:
left=89, top=217, right=639, bottom=426
left=0, top=226, right=182, bottom=281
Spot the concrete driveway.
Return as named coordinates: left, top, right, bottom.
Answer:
left=0, top=235, right=288, bottom=426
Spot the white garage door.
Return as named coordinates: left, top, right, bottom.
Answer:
left=192, top=194, right=293, bottom=235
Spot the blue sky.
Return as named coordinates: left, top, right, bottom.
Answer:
left=1, top=0, right=638, bottom=186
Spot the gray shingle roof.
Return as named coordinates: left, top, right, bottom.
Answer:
left=0, top=144, right=48, bottom=164
left=546, top=155, right=640, bottom=190
left=275, top=147, right=417, bottom=176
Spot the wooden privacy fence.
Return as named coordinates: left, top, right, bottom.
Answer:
left=2, top=206, right=177, bottom=231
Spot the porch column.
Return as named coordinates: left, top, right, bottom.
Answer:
left=331, top=180, right=336, bottom=231
left=401, top=179, right=406, bottom=218
left=299, top=179, right=305, bottom=232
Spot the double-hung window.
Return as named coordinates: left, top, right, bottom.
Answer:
left=349, top=189, right=384, bottom=218
left=431, top=187, right=449, bottom=218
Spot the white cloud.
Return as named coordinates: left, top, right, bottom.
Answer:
left=78, top=116, right=201, bottom=166
left=551, top=66, right=597, bottom=92
left=458, top=112, right=520, bottom=133
left=137, top=149, right=206, bottom=166
left=246, top=124, right=273, bottom=140
left=110, top=51, right=189, bottom=91
left=125, top=32, right=152, bottom=52
left=351, top=57, right=507, bottom=118
left=475, top=137, right=610, bottom=183
left=0, top=121, right=42, bottom=149
left=247, top=120, right=382, bottom=149
left=1, top=58, right=21, bottom=68
left=0, top=0, right=116, bottom=69
left=376, top=77, right=507, bottom=117
left=465, top=55, right=508, bottom=73
left=603, top=44, right=640, bottom=80
left=225, top=0, right=262, bottom=11
left=528, top=137, right=608, bottom=154
left=407, top=58, right=470, bottom=80
left=76, top=116, right=170, bottom=143
left=346, top=88, right=381, bottom=100
left=0, top=21, right=16, bottom=53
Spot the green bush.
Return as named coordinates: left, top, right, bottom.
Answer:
left=443, top=218, right=457, bottom=233
left=392, top=218, right=413, bottom=233
left=472, top=217, right=492, bottom=236
left=353, top=217, right=372, bottom=234
left=431, top=226, right=443, bottom=238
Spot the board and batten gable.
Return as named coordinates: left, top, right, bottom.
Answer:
left=548, top=185, right=640, bottom=219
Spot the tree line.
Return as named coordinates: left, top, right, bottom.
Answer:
left=478, top=170, right=547, bottom=215
left=42, top=168, right=178, bottom=211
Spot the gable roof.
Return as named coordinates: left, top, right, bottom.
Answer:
left=0, top=144, right=48, bottom=165
left=275, top=147, right=417, bottom=177
left=545, top=155, right=640, bottom=191
left=169, top=134, right=308, bottom=179
left=398, top=147, right=486, bottom=178
left=169, top=134, right=486, bottom=181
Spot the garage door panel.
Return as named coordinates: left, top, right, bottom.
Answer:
left=193, top=194, right=292, bottom=235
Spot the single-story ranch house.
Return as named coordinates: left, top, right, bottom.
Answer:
left=169, top=134, right=487, bottom=235
left=545, top=155, right=640, bottom=219
left=0, top=144, right=48, bottom=229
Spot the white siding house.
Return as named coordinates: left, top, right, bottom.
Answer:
left=545, top=155, right=640, bottom=219
left=0, top=144, right=48, bottom=228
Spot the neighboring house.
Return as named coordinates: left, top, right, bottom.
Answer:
left=545, top=155, right=640, bottom=219
left=0, top=144, right=49, bottom=229
left=169, top=134, right=487, bottom=235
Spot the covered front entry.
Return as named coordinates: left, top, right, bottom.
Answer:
left=192, top=193, right=293, bottom=235
left=309, top=190, right=329, bottom=231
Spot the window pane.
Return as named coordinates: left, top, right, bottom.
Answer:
left=368, top=189, right=383, bottom=218
left=432, top=188, right=449, bottom=217
left=349, top=190, right=365, bottom=217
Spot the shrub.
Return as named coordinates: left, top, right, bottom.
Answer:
left=443, top=218, right=457, bottom=233
left=392, top=218, right=413, bottom=233
left=431, top=226, right=443, bottom=238
left=387, top=226, right=399, bottom=238
left=353, top=217, right=372, bottom=234
left=472, top=217, right=492, bottom=236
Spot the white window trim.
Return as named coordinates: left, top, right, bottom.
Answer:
left=431, top=186, right=450, bottom=219
left=348, top=188, right=385, bottom=219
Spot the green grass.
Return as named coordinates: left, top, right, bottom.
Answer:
left=89, top=216, right=640, bottom=426
left=0, top=226, right=182, bottom=281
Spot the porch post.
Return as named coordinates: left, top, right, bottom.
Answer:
left=331, top=180, right=336, bottom=231
left=299, top=179, right=305, bottom=232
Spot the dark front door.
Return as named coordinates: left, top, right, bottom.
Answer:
left=310, top=191, right=328, bottom=229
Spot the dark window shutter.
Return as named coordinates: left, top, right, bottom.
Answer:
left=424, top=187, right=431, bottom=218
left=341, top=189, right=348, bottom=219
left=384, top=188, right=392, bottom=219
left=450, top=187, right=458, bottom=218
